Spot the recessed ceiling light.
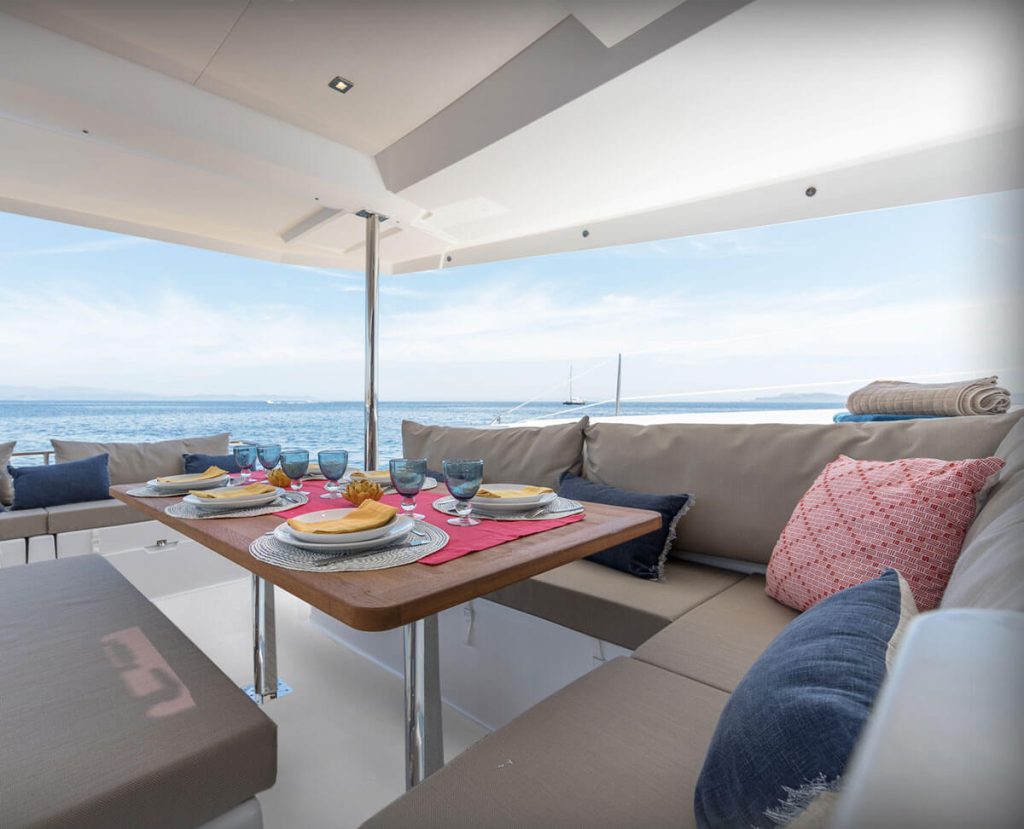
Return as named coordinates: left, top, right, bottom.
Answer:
left=328, top=76, right=354, bottom=94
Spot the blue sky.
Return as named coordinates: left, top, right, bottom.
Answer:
left=0, top=189, right=1020, bottom=401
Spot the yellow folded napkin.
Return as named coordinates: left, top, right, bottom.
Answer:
left=475, top=485, right=554, bottom=499
left=156, top=466, right=228, bottom=484
left=350, top=470, right=391, bottom=482
left=189, top=483, right=278, bottom=500
left=287, top=500, right=398, bottom=535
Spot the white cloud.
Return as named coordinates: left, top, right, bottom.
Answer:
left=0, top=237, right=154, bottom=259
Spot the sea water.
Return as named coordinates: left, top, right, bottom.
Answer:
left=1, top=399, right=838, bottom=469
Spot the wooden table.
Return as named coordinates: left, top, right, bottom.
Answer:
left=111, top=484, right=661, bottom=786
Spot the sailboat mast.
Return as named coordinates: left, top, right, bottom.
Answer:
left=615, top=354, right=622, bottom=416
left=569, top=363, right=573, bottom=400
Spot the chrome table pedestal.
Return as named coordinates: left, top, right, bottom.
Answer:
left=404, top=614, right=443, bottom=789
left=251, top=574, right=279, bottom=704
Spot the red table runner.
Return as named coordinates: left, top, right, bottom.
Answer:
left=249, top=475, right=585, bottom=565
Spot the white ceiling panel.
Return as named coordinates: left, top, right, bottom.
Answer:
left=184, top=0, right=568, bottom=154
left=399, top=0, right=1024, bottom=249
left=0, top=0, right=248, bottom=83
left=0, top=0, right=1020, bottom=275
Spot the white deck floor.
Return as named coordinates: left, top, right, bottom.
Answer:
left=154, top=577, right=487, bottom=829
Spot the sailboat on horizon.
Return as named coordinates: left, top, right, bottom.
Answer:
left=563, top=364, right=585, bottom=405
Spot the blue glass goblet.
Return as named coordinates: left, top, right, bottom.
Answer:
left=233, top=443, right=258, bottom=484
left=442, top=459, right=484, bottom=527
left=280, top=449, right=310, bottom=492
left=318, top=450, right=349, bottom=499
left=257, top=444, right=282, bottom=475
left=389, top=458, right=427, bottom=520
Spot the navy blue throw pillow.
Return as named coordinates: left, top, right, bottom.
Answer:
left=557, top=472, right=691, bottom=579
left=182, top=452, right=241, bottom=474
left=9, top=454, right=112, bottom=510
left=694, top=569, right=917, bottom=829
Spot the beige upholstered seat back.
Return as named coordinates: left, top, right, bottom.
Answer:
left=941, top=417, right=1024, bottom=611
left=583, top=411, right=1023, bottom=565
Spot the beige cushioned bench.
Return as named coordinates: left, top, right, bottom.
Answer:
left=0, top=555, right=276, bottom=828
left=372, top=412, right=1024, bottom=827
left=487, top=411, right=1024, bottom=646
left=0, top=433, right=230, bottom=546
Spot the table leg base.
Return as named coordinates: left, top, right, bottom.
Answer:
left=243, top=677, right=293, bottom=705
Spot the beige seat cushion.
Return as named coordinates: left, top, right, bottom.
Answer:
left=583, top=411, right=1023, bottom=565
left=0, top=441, right=14, bottom=506
left=46, top=498, right=148, bottom=534
left=0, top=555, right=276, bottom=828
left=633, top=575, right=798, bottom=692
left=0, top=507, right=48, bottom=541
left=52, top=433, right=230, bottom=486
left=402, top=418, right=587, bottom=490
left=942, top=418, right=1024, bottom=611
left=361, top=657, right=728, bottom=829
left=487, top=559, right=743, bottom=649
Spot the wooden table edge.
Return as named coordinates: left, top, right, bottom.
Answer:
left=111, top=484, right=662, bottom=631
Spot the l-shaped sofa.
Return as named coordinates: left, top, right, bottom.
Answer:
left=360, top=410, right=1024, bottom=827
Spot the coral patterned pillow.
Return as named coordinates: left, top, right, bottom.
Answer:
left=766, top=455, right=1004, bottom=611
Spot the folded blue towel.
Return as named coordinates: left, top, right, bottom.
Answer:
left=833, top=412, right=946, bottom=423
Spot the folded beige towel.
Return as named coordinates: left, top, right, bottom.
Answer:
left=847, top=377, right=1011, bottom=417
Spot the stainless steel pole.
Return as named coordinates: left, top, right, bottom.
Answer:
left=252, top=573, right=278, bottom=703
left=364, top=212, right=381, bottom=472
left=404, top=615, right=443, bottom=789
left=615, top=353, right=622, bottom=416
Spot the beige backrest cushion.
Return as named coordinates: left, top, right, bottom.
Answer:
left=402, top=418, right=587, bottom=490
left=583, top=411, right=1023, bottom=564
left=0, top=441, right=14, bottom=506
left=941, top=418, right=1024, bottom=610
left=52, top=433, right=230, bottom=485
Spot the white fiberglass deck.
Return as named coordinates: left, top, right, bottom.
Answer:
left=155, top=576, right=486, bottom=829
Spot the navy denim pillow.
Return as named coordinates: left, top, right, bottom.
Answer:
left=9, top=454, right=111, bottom=510
left=182, top=452, right=241, bottom=474
left=557, top=472, right=691, bottom=579
left=694, top=569, right=917, bottom=829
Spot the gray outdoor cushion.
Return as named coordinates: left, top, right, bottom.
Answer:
left=402, top=418, right=587, bottom=490
left=45, top=498, right=149, bottom=534
left=0, top=507, right=48, bottom=541
left=584, top=410, right=1023, bottom=564
left=942, top=418, right=1024, bottom=611
left=361, top=657, right=728, bottom=829
left=52, top=433, right=230, bottom=485
left=0, top=555, right=276, bottom=828
left=486, top=559, right=743, bottom=649
left=0, top=440, right=14, bottom=505
left=633, top=575, right=799, bottom=693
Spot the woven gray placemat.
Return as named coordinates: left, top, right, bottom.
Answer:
left=165, top=492, right=309, bottom=519
left=248, top=522, right=448, bottom=572
left=432, top=496, right=584, bottom=521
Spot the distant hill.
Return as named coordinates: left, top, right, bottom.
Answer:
left=0, top=385, right=306, bottom=402
left=753, top=392, right=846, bottom=403
left=0, top=384, right=159, bottom=400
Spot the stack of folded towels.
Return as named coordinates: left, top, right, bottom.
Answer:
left=834, top=376, right=1011, bottom=423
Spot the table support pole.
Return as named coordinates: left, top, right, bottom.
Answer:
left=252, top=574, right=278, bottom=704
left=404, top=614, right=443, bottom=789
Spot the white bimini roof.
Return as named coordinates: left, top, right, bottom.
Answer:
left=0, top=0, right=1020, bottom=273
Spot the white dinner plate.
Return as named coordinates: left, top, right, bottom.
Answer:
left=285, top=508, right=400, bottom=543
left=183, top=486, right=283, bottom=510
left=273, top=516, right=414, bottom=552
left=148, top=474, right=231, bottom=492
left=470, top=485, right=557, bottom=509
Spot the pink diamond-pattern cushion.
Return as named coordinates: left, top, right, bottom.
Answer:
left=766, top=455, right=1004, bottom=611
